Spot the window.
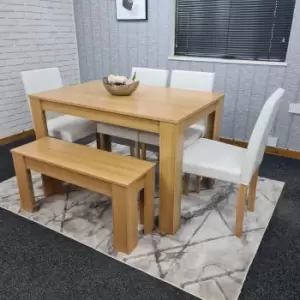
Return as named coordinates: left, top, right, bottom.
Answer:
left=175, top=0, right=296, bottom=62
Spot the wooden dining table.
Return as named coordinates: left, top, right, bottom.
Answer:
left=29, top=81, right=224, bottom=235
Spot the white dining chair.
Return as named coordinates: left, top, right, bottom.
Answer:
left=139, top=70, right=215, bottom=161
left=171, top=70, right=215, bottom=133
left=21, top=68, right=97, bottom=143
left=97, top=67, right=169, bottom=157
left=183, top=88, right=285, bottom=238
left=131, top=67, right=169, bottom=87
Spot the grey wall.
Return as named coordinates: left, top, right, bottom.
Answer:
left=0, top=0, right=80, bottom=138
left=74, top=0, right=300, bottom=150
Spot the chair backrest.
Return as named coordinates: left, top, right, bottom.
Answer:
left=170, top=70, right=215, bottom=128
left=21, top=67, right=63, bottom=98
left=170, top=70, right=215, bottom=92
left=21, top=67, right=63, bottom=120
left=131, top=67, right=168, bottom=87
left=241, top=88, right=285, bottom=185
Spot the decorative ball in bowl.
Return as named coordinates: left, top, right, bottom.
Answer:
left=103, top=74, right=139, bottom=96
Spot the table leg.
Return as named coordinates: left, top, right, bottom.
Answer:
left=30, top=97, right=63, bottom=196
left=203, top=97, right=224, bottom=188
left=159, top=123, right=184, bottom=234
left=206, top=97, right=224, bottom=141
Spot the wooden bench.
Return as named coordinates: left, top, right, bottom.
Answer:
left=11, top=137, right=155, bottom=254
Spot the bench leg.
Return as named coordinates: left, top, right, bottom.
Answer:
left=12, top=153, right=35, bottom=212
left=112, top=186, right=138, bottom=254
left=42, top=175, right=64, bottom=197
left=140, top=168, right=155, bottom=234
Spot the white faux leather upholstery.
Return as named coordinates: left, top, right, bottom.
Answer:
left=241, top=88, right=285, bottom=185
left=21, top=67, right=63, bottom=120
left=170, top=70, right=215, bottom=91
left=184, top=138, right=246, bottom=184
left=21, top=68, right=63, bottom=97
left=139, top=127, right=203, bottom=149
left=131, top=67, right=169, bottom=86
left=183, top=88, right=285, bottom=186
left=21, top=68, right=96, bottom=142
left=170, top=70, right=215, bottom=135
left=48, top=115, right=97, bottom=142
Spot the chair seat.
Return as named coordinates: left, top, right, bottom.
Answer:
left=139, top=127, right=203, bottom=149
left=47, top=115, right=96, bottom=142
left=183, top=138, right=246, bottom=184
left=189, top=123, right=206, bottom=135
left=97, top=123, right=139, bottom=141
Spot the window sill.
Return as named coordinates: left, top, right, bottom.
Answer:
left=168, top=56, right=288, bottom=67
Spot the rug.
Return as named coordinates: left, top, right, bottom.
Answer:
left=0, top=143, right=284, bottom=300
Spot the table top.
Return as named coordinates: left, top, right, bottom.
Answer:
left=30, top=81, right=224, bottom=124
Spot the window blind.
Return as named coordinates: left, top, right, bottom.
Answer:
left=175, top=0, right=295, bottom=62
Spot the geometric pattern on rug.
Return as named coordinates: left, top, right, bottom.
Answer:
left=0, top=143, right=284, bottom=300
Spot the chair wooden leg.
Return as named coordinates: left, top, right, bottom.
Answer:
left=12, top=153, right=35, bottom=212
left=201, top=177, right=214, bottom=189
left=140, top=168, right=155, bottom=234
left=100, top=134, right=112, bottom=152
left=195, top=176, right=201, bottom=193
left=141, top=143, right=147, bottom=160
left=130, top=145, right=134, bottom=156
left=96, top=132, right=101, bottom=149
left=130, top=141, right=139, bottom=158
left=139, top=190, right=145, bottom=225
left=236, top=184, right=248, bottom=238
left=248, top=169, right=259, bottom=212
left=183, top=173, right=189, bottom=195
left=134, top=141, right=140, bottom=158
left=112, top=185, right=138, bottom=254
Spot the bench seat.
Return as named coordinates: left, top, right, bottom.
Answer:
left=11, top=137, right=155, bottom=254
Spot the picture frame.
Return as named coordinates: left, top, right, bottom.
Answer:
left=116, top=0, right=148, bottom=21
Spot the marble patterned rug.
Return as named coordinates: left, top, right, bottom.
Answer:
left=0, top=143, right=284, bottom=300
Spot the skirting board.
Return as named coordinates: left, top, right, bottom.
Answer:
left=1, top=130, right=300, bottom=160
left=0, top=129, right=35, bottom=145
left=220, top=138, right=300, bottom=160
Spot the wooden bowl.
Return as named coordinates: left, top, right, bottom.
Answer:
left=102, top=77, right=140, bottom=96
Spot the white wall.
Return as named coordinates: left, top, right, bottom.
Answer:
left=0, top=0, right=80, bottom=138
left=74, top=0, right=300, bottom=150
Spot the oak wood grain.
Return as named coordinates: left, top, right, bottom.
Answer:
left=30, top=81, right=224, bottom=124
left=28, top=81, right=224, bottom=236
left=248, top=169, right=259, bottom=212
left=236, top=184, right=248, bottom=238
left=11, top=137, right=153, bottom=187
left=159, top=123, right=184, bottom=234
left=112, top=185, right=138, bottom=254
left=12, top=153, right=35, bottom=212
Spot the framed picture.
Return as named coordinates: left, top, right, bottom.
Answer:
left=116, top=0, right=147, bottom=21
